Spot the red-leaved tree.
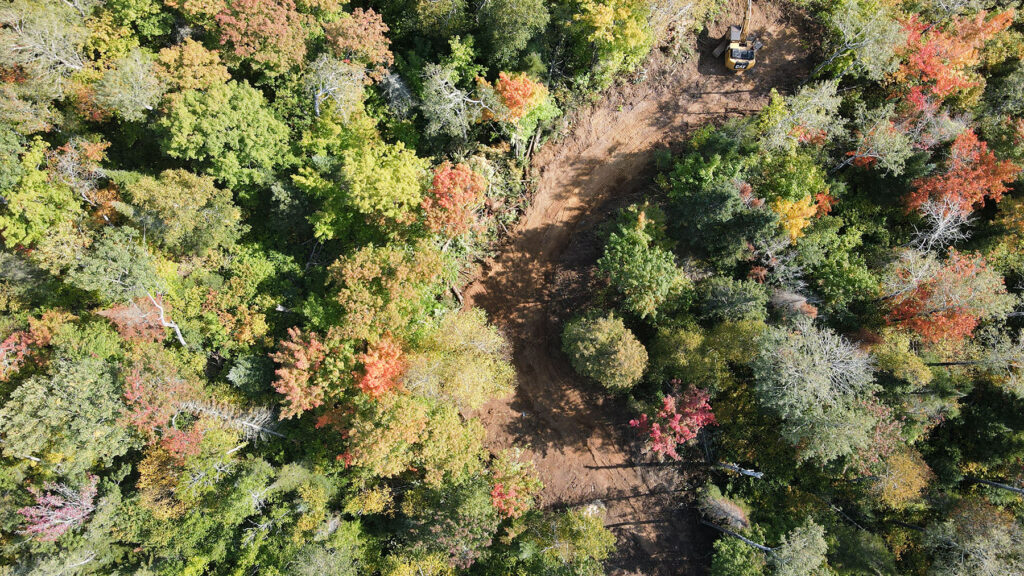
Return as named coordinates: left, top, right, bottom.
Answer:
left=98, top=297, right=168, bottom=343
left=422, top=162, right=486, bottom=236
left=907, top=130, right=1020, bottom=213
left=630, top=387, right=717, bottom=461
left=0, top=331, right=31, bottom=382
left=324, top=8, right=393, bottom=81
left=18, top=475, right=98, bottom=542
left=355, top=335, right=405, bottom=399
left=898, top=11, right=1013, bottom=99
left=215, top=0, right=309, bottom=71
left=270, top=327, right=330, bottom=418
left=886, top=250, right=1011, bottom=343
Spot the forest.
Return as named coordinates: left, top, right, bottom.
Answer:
left=0, top=0, right=1023, bottom=574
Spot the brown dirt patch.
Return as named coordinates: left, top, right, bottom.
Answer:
left=464, top=3, right=815, bottom=573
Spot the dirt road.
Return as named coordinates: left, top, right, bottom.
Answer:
left=464, top=3, right=814, bottom=573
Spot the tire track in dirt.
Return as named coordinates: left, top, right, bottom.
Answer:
left=465, top=3, right=814, bottom=573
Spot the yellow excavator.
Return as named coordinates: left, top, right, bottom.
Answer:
left=712, top=0, right=763, bottom=72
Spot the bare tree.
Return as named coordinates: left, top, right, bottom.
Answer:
left=0, top=1, right=87, bottom=94
left=910, top=198, right=973, bottom=252
left=815, top=0, right=905, bottom=80
left=304, top=54, right=366, bottom=119
left=380, top=70, right=414, bottom=117
left=94, top=49, right=165, bottom=122
left=420, top=63, right=494, bottom=139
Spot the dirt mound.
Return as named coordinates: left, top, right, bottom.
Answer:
left=464, top=2, right=815, bottom=573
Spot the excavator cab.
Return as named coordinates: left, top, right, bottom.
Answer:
left=714, top=0, right=762, bottom=73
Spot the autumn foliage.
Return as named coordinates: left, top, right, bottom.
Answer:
left=215, top=0, right=309, bottom=71
left=270, top=327, right=330, bottom=418
left=324, top=8, right=394, bottom=81
left=483, top=72, right=548, bottom=122
left=907, top=130, right=1020, bottom=212
left=887, top=250, right=1009, bottom=343
left=98, top=297, right=168, bottom=343
left=422, top=162, right=487, bottom=236
left=897, top=11, right=1013, bottom=99
left=356, top=336, right=405, bottom=399
left=18, top=476, right=98, bottom=542
left=0, top=331, right=31, bottom=382
left=630, top=387, right=717, bottom=461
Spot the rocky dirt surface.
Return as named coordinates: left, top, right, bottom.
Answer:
left=464, top=2, right=815, bottom=573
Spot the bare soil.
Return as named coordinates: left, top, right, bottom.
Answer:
left=464, top=3, right=815, bottom=573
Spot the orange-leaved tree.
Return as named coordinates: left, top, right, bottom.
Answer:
left=897, top=10, right=1013, bottom=100
left=907, top=129, right=1020, bottom=212
left=422, top=162, right=487, bottom=237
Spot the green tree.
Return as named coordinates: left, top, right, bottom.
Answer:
left=0, top=357, right=133, bottom=477
left=340, top=141, right=430, bottom=224
left=924, top=499, right=1024, bottom=576
left=518, top=506, right=617, bottom=576
left=772, top=518, right=829, bottom=576
left=698, top=276, right=769, bottom=322
left=114, top=169, right=241, bottom=256
left=598, top=219, right=691, bottom=320
left=159, top=80, right=289, bottom=190
left=817, top=0, right=905, bottom=80
left=752, top=320, right=879, bottom=464
left=711, top=535, right=766, bottom=576
left=68, top=226, right=160, bottom=304
left=562, top=313, right=647, bottom=392
left=478, top=0, right=550, bottom=68
left=403, top=308, right=515, bottom=410
left=0, top=138, right=80, bottom=249
left=571, top=0, right=653, bottom=89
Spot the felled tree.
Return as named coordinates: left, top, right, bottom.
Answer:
left=421, top=162, right=486, bottom=237
left=18, top=475, right=98, bottom=542
left=155, top=38, right=231, bottom=92
left=402, top=308, right=514, bottom=410
left=629, top=387, right=717, bottom=461
left=159, top=80, right=289, bottom=190
left=355, top=336, right=404, bottom=399
left=562, top=313, right=647, bottom=392
left=323, top=8, right=393, bottom=81
left=214, top=0, right=309, bottom=73
left=883, top=249, right=1014, bottom=344
left=598, top=217, right=690, bottom=320
left=93, top=48, right=165, bottom=122
left=907, top=130, right=1020, bottom=213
